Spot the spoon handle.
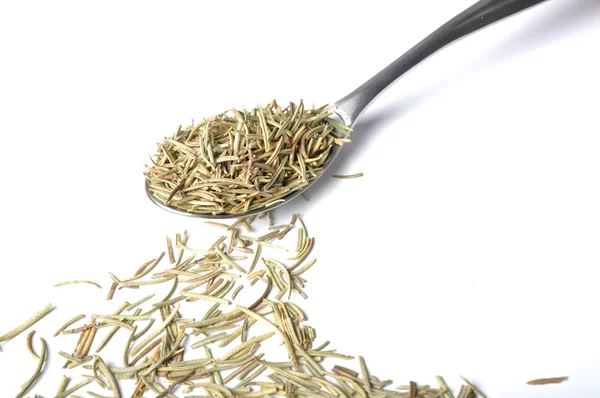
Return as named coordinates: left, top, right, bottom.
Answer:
left=335, top=0, right=549, bottom=127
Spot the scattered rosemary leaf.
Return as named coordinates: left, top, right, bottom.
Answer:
left=54, top=280, right=102, bottom=289
left=358, top=356, right=372, bottom=393
left=56, top=375, right=69, bottom=394
left=460, top=376, right=487, bottom=397
left=527, top=376, right=569, bottom=385
left=167, top=236, right=175, bottom=264
left=106, top=281, right=118, bottom=300
left=436, top=375, right=454, bottom=398
left=0, top=303, right=53, bottom=344
left=54, top=378, right=93, bottom=398
left=15, top=336, right=47, bottom=398
left=128, top=304, right=180, bottom=358
left=26, top=330, right=39, bottom=360
left=94, top=355, right=122, bottom=397
left=332, top=172, right=363, bottom=179
left=10, top=217, right=487, bottom=397
left=231, top=284, right=244, bottom=300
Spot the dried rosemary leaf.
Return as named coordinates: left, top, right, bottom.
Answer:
left=332, top=172, right=363, bottom=179
left=54, top=280, right=102, bottom=289
left=106, top=282, right=118, bottom=300
left=145, top=101, right=351, bottom=215
left=94, top=355, right=122, bottom=397
left=37, top=217, right=481, bottom=398
left=128, top=304, right=180, bottom=358
left=125, top=293, right=156, bottom=312
left=231, top=284, right=244, bottom=300
left=166, top=236, right=175, bottom=264
left=460, top=376, right=486, bottom=397
left=56, top=375, right=69, bottom=394
left=527, top=376, right=569, bottom=385
left=0, top=303, right=53, bottom=343
left=235, top=305, right=283, bottom=339
left=358, top=356, right=372, bottom=393
left=25, top=330, right=39, bottom=360
left=54, top=378, right=93, bottom=398
left=436, top=375, right=454, bottom=398
left=219, top=332, right=275, bottom=362
left=15, top=337, right=47, bottom=398
left=204, top=221, right=232, bottom=230
left=181, top=292, right=230, bottom=305
left=54, top=314, right=86, bottom=337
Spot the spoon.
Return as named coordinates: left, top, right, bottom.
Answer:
left=146, top=0, right=549, bottom=219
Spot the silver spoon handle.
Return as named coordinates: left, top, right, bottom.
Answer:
left=335, top=0, right=550, bottom=127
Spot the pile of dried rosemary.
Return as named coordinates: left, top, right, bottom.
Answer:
left=2, top=213, right=487, bottom=397
left=144, top=101, right=351, bottom=215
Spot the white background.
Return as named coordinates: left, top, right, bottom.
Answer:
left=1, top=0, right=600, bottom=396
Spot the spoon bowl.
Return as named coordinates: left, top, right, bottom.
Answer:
left=144, top=138, right=344, bottom=220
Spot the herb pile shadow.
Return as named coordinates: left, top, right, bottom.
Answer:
left=145, top=100, right=351, bottom=216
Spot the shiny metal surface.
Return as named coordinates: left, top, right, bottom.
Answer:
left=146, top=0, right=549, bottom=219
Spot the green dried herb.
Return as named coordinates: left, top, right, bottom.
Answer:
left=54, top=378, right=93, bottom=398
left=4, top=213, right=485, bottom=397
left=0, top=303, right=53, bottom=344
left=527, top=376, right=569, bottom=385
left=15, top=336, right=47, bottom=398
left=128, top=304, right=180, bottom=358
left=54, top=280, right=103, bottom=289
left=145, top=101, right=351, bottom=215
left=332, top=172, right=363, bottom=179
left=56, top=375, right=69, bottom=394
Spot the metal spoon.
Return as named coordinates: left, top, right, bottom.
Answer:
left=147, top=0, right=549, bottom=219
